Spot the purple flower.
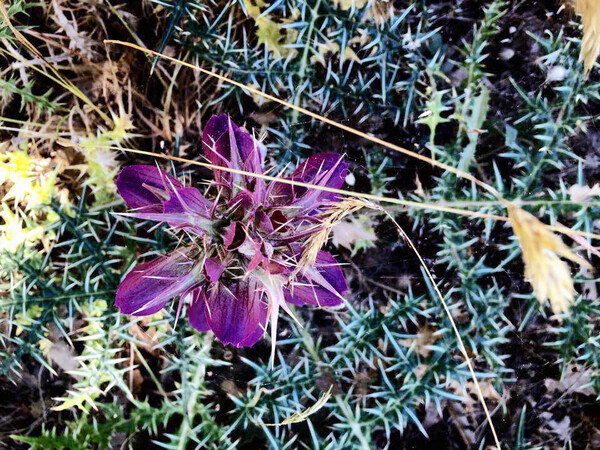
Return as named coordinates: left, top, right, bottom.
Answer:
left=115, top=114, right=348, bottom=364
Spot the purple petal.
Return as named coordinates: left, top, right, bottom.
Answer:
left=237, top=314, right=268, bottom=347
left=188, top=289, right=210, bottom=332
left=285, top=250, right=347, bottom=307
left=202, top=115, right=263, bottom=191
left=227, top=191, right=255, bottom=215
left=115, top=249, right=201, bottom=316
left=204, top=279, right=267, bottom=347
left=204, top=257, right=225, bottom=283
left=223, top=222, right=247, bottom=250
left=116, top=165, right=183, bottom=212
left=161, top=187, right=213, bottom=233
left=293, top=153, right=348, bottom=189
left=268, top=153, right=348, bottom=209
left=255, top=210, right=274, bottom=234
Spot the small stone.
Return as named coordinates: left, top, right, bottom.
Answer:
left=500, top=48, right=515, bottom=60
left=546, top=65, right=567, bottom=82
left=345, top=172, right=356, bottom=186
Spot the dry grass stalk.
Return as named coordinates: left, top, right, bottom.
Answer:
left=573, top=0, right=600, bottom=78
left=102, top=41, right=600, bottom=245
left=103, top=40, right=502, bottom=199
left=508, top=204, right=593, bottom=316
left=60, top=139, right=600, bottom=242
left=0, top=0, right=111, bottom=124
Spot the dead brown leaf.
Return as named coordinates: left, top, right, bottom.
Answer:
left=544, top=363, right=597, bottom=396
left=331, top=214, right=377, bottom=252
left=398, top=325, right=442, bottom=358
left=568, top=183, right=600, bottom=202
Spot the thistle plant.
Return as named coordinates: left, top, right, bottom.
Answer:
left=116, top=114, right=348, bottom=365
left=2, top=0, right=600, bottom=448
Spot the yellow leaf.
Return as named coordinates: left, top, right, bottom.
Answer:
left=331, top=0, right=368, bottom=12
left=0, top=203, right=44, bottom=253
left=260, top=385, right=333, bottom=426
left=52, top=388, right=99, bottom=412
left=310, top=41, right=361, bottom=66
left=244, top=0, right=298, bottom=59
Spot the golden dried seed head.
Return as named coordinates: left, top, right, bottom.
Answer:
left=573, top=0, right=600, bottom=78
left=508, top=204, right=592, bottom=317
